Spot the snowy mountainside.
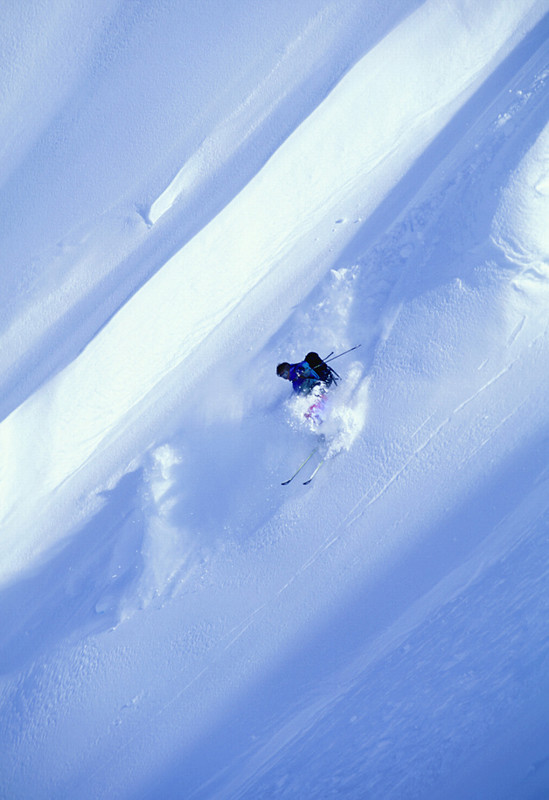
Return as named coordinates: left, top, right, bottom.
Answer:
left=1, top=2, right=549, bottom=799
left=0, top=0, right=414, bottom=423
left=1, top=0, right=544, bottom=581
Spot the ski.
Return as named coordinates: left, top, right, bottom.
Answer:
left=303, top=458, right=325, bottom=485
left=281, top=447, right=318, bottom=485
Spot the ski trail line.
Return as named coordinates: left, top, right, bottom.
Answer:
left=345, top=355, right=525, bottom=528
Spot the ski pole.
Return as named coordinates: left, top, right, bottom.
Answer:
left=324, top=344, right=361, bottom=364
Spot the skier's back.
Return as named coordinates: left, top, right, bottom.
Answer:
left=303, top=352, right=339, bottom=388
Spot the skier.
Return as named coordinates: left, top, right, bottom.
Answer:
left=278, top=345, right=360, bottom=484
left=277, top=352, right=339, bottom=394
left=276, top=359, right=322, bottom=395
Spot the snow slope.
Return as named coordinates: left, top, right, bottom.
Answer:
left=1, top=1, right=549, bottom=798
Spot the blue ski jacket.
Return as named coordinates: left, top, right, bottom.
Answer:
left=288, top=361, right=321, bottom=395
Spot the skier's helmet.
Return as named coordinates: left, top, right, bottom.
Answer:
left=277, top=362, right=291, bottom=379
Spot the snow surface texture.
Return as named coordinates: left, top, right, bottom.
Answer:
left=1, top=1, right=549, bottom=798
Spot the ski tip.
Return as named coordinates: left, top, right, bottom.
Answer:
left=303, top=479, right=312, bottom=485
left=281, top=480, right=291, bottom=486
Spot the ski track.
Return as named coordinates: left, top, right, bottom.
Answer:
left=345, top=330, right=544, bottom=530
left=507, top=313, right=527, bottom=345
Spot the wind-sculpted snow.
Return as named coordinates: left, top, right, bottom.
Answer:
left=493, top=118, right=549, bottom=270
left=0, top=2, right=549, bottom=799
left=0, top=0, right=417, bottom=423
left=1, top=0, right=544, bottom=583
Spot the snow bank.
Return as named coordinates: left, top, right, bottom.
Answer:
left=493, top=117, right=549, bottom=274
